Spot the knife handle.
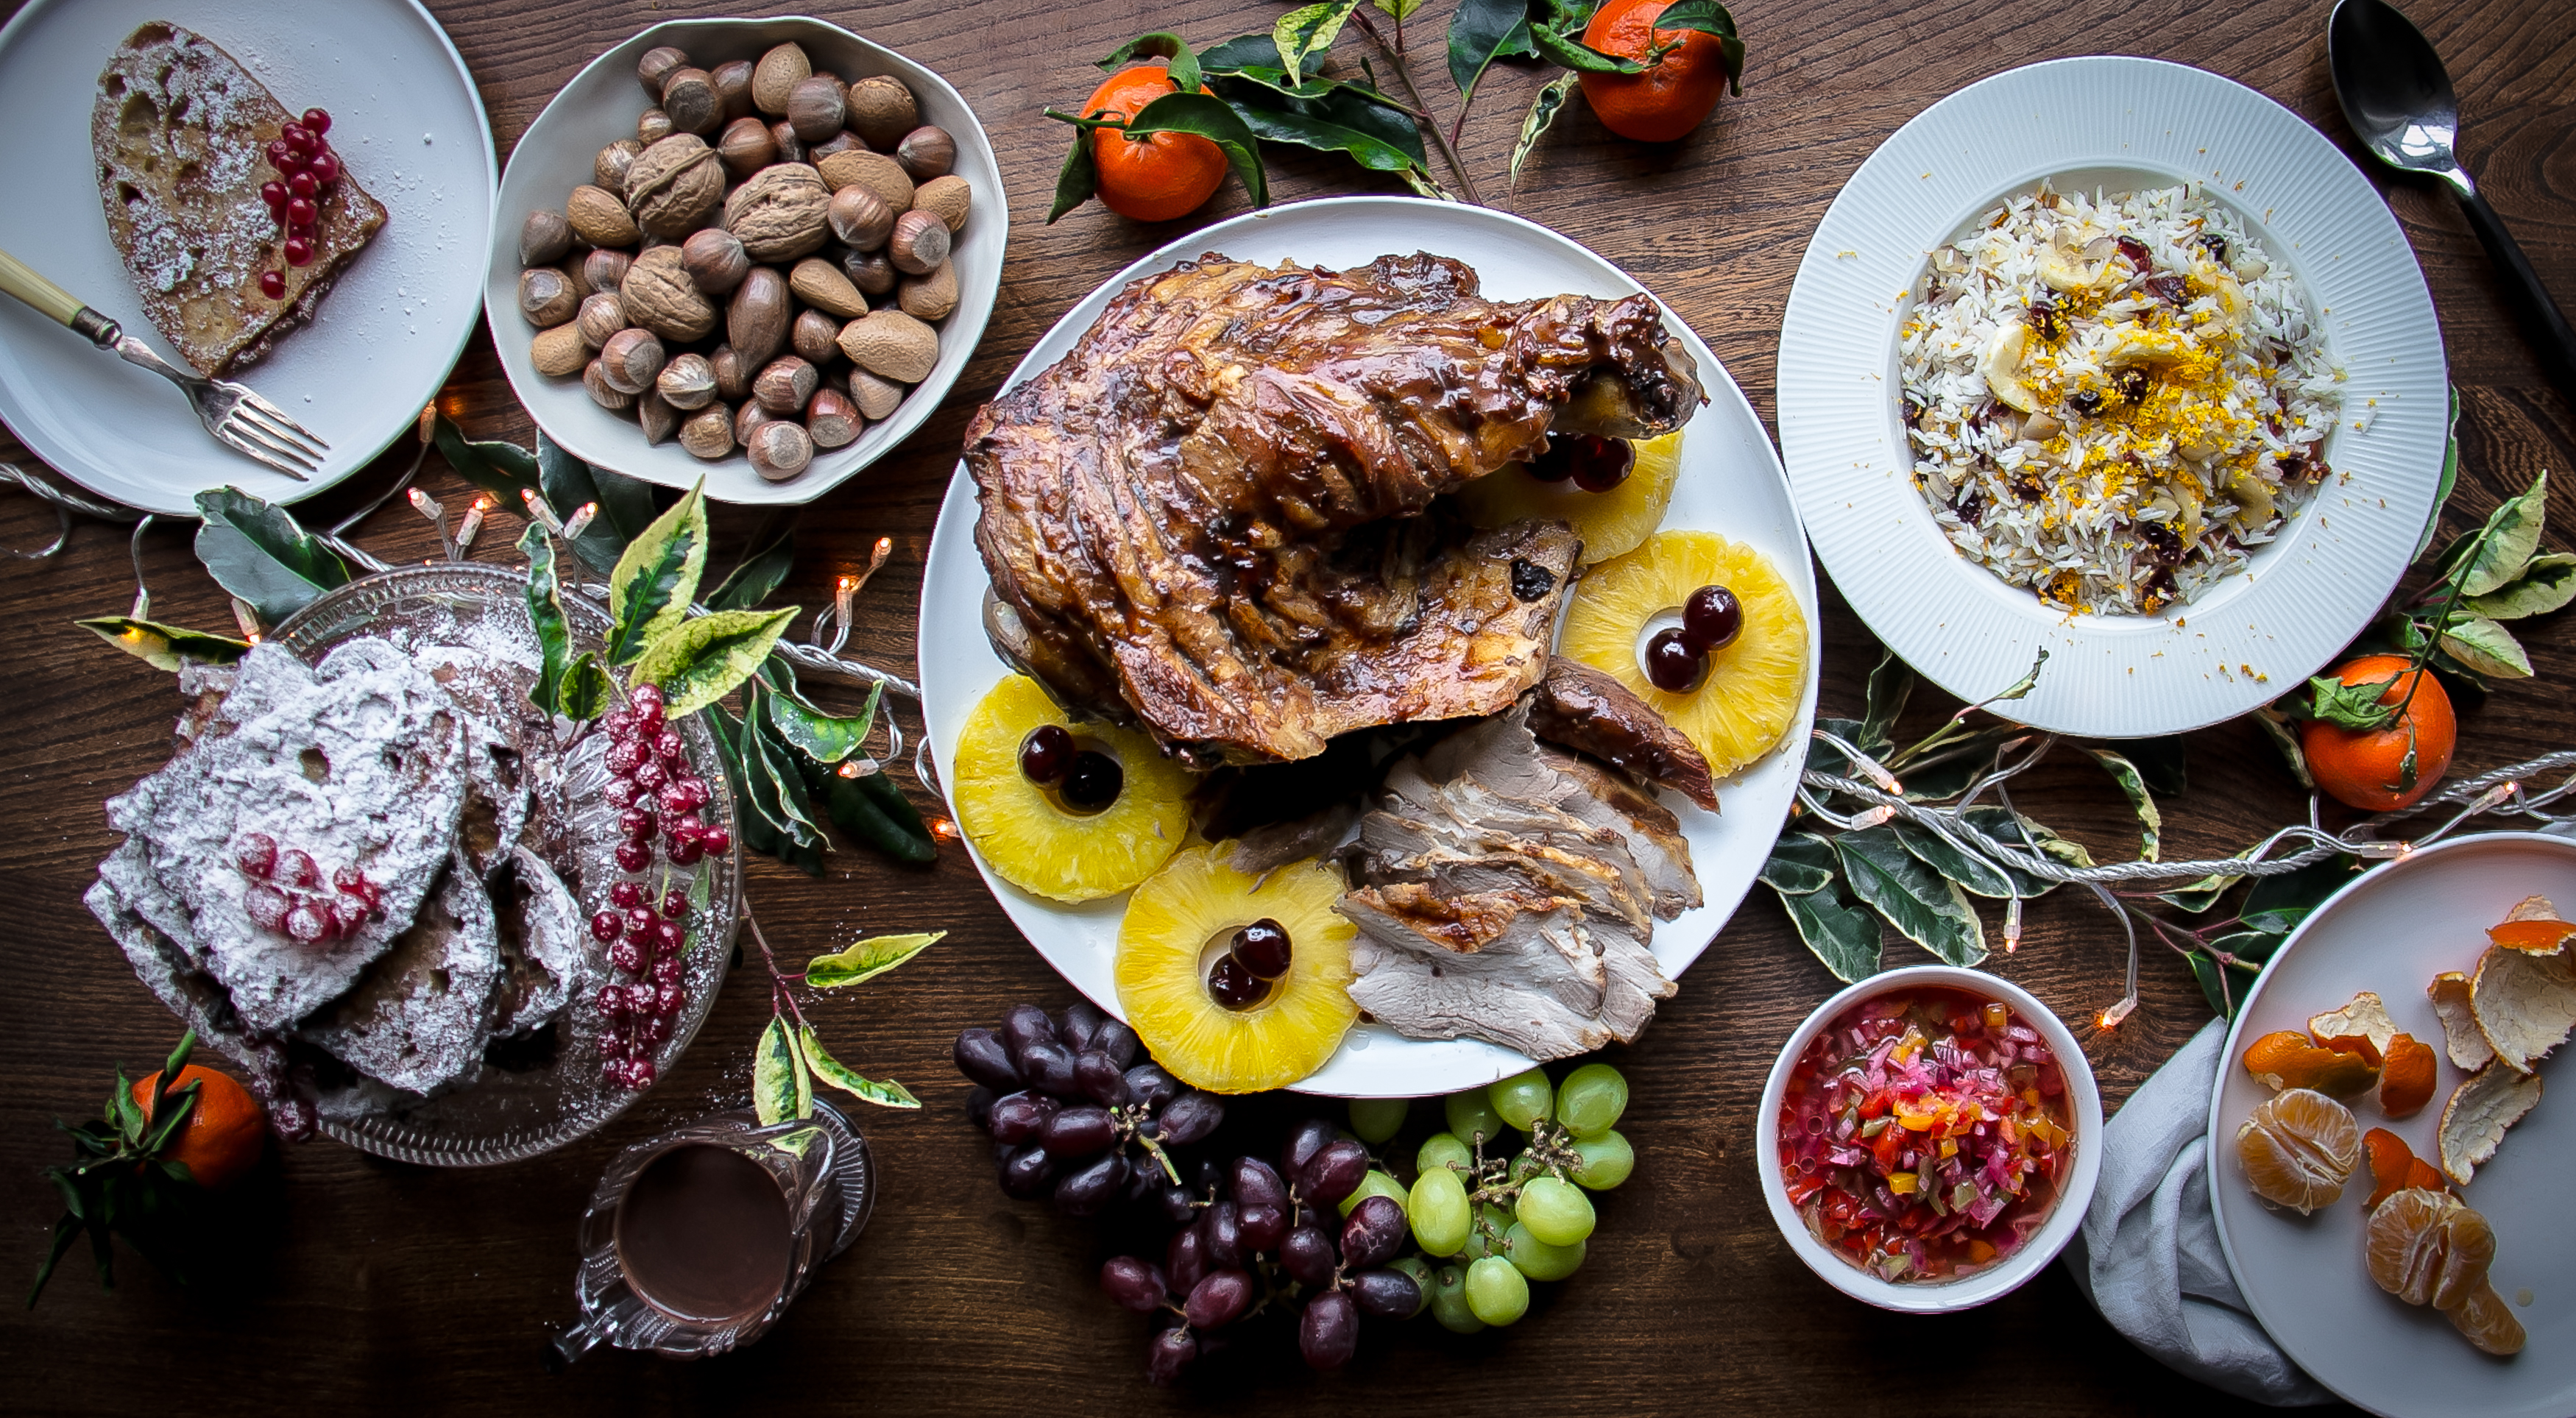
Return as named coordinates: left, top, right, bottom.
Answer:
left=0, top=246, right=120, bottom=347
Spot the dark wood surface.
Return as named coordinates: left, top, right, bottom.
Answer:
left=2, top=0, right=2571, bottom=1411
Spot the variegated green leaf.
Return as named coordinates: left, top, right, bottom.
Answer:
left=2463, top=552, right=2576, bottom=620
left=764, top=674, right=881, bottom=765
left=1892, top=819, right=2019, bottom=898
left=606, top=479, right=709, bottom=665
left=193, top=486, right=350, bottom=627
left=1758, top=832, right=1837, bottom=896
left=798, top=1024, right=921, bottom=1110
left=753, top=1014, right=812, bottom=1126
left=1861, top=648, right=1915, bottom=755
left=1832, top=825, right=1985, bottom=966
left=1273, top=0, right=1361, bottom=81
left=556, top=651, right=611, bottom=721
left=2413, top=385, right=2460, bottom=563
left=2458, top=469, right=2547, bottom=598
left=1774, top=876, right=1881, bottom=983
left=629, top=606, right=799, bottom=717
left=2438, top=614, right=2533, bottom=678
left=75, top=617, right=247, bottom=673
left=1508, top=74, right=1579, bottom=200
left=2084, top=747, right=2162, bottom=862
left=520, top=523, right=570, bottom=714
left=742, top=685, right=826, bottom=847
left=2252, top=707, right=2315, bottom=790
left=804, top=931, right=944, bottom=989
left=1375, top=0, right=1424, bottom=18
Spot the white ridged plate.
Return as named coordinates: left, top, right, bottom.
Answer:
left=919, top=196, right=1819, bottom=1097
left=1777, top=57, right=2447, bottom=737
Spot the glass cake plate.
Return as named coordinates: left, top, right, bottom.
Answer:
left=266, top=563, right=740, bottom=1166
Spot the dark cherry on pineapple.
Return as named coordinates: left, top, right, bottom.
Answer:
left=233, top=829, right=383, bottom=943
left=1018, top=724, right=1074, bottom=784
left=1021, top=724, right=1122, bottom=815
left=590, top=682, right=728, bottom=1092
left=257, top=107, right=339, bottom=299
left=1529, top=434, right=1635, bottom=492
left=1206, top=918, right=1294, bottom=1010
left=1643, top=583, right=1744, bottom=693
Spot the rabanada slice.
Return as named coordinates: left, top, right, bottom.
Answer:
left=92, top=22, right=385, bottom=375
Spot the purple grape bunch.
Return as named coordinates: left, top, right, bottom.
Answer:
left=955, top=1001, right=1223, bottom=1219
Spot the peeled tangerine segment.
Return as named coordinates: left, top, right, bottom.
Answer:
left=2436, top=1063, right=2544, bottom=1187
left=2469, top=940, right=2576, bottom=1074
left=1560, top=530, right=1809, bottom=779
left=1454, top=430, right=1683, bottom=567
left=2429, top=971, right=2494, bottom=1071
left=1114, top=846, right=1357, bottom=1093
left=2308, top=990, right=2396, bottom=1060
left=2240, top=1029, right=2379, bottom=1097
left=950, top=675, right=1192, bottom=904
left=2235, top=1088, right=2361, bottom=1214
left=2448, top=1279, right=2529, bottom=1356
left=2365, top=1186, right=2494, bottom=1312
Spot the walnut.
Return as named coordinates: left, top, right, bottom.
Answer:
left=722, top=163, right=831, bottom=262
left=619, top=245, right=719, bottom=342
left=624, top=134, right=725, bottom=238
left=566, top=184, right=641, bottom=247
left=846, top=75, right=918, bottom=149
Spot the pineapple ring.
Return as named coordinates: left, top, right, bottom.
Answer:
left=1561, top=530, right=1809, bottom=779
left=1452, top=430, right=1684, bottom=566
left=1116, top=846, right=1358, bottom=1093
left=952, top=675, right=1192, bottom=904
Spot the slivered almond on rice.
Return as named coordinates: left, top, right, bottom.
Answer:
left=1898, top=183, right=2343, bottom=616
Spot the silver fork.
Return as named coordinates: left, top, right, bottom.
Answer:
left=0, top=246, right=328, bottom=480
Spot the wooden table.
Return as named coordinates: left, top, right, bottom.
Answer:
left=3, top=0, right=2569, bottom=1409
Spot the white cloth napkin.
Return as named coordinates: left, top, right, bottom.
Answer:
left=2060, top=1018, right=2335, bottom=1406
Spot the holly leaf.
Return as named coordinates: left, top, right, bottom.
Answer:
left=1773, top=876, right=1882, bottom=983
left=1758, top=832, right=1837, bottom=896
left=1274, top=0, right=1362, bottom=82
left=2458, top=469, right=2548, bottom=598
left=1098, top=32, right=1203, bottom=94
left=1508, top=73, right=1579, bottom=198
left=2084, top=747, right=2162, bottom=862
left=1448, top=0, right=1537, bottom=104
left=1833, top=825, right=1986, bottom=966
left=805, top=931, right=945, bottom=989
left=605, top=478, right=708, bottom=666
left=192, top=486, right=350, bottom=627
left=2463, top=552, right=2576, bottom=620
left=76, top=617, right=247, bottom=673
left=2414, top=385, right=2461, bottom=563
left=431, top=415, right=540, bottom=504
left=2438, top=614, right=2533, bottom=679
left=1643, top=0, right=1746, bottom=94
left=752, top=1015, right=812, bottom=1127
left=797, top=1024, right=921, bottom=1110
left=706, top=528, right=796, bottom=612
left=629, top=606, right=800, bottom=717
left=1891, top=819, right=2019, bottom=899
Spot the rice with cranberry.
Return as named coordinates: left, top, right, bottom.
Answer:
left=1898, top=183, right=2343, bottom=616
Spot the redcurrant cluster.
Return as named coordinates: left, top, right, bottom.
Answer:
left=256, top=107, right=341, bottom=299
left=585, top=684, right=728, bottom=1091
left=233, top=831, right=383, bottom=945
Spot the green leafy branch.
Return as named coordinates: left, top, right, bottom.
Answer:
left=748, top=917, right=944, bottom=1130
left=30, top=1032, right=213, bottom=1308
left=1446, top=0, right=1743, bottom=196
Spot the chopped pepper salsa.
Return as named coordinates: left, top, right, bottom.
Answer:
left=1778, top=985, right=2073, bottom=1283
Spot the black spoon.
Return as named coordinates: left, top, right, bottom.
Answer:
left=2329, top=0, right=2576, bottom=397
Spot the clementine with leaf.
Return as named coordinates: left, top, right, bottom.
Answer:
left=1578, top=0, right=1744, bottom=143
left=132, top=1063, right=263, bottom=1189
left=2299, top=654, right=2455, bottom=812
left=1080, top=65, right=1227, bottom=223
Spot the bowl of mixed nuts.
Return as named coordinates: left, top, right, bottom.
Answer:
left=487, top=15, right=1003, bottom=502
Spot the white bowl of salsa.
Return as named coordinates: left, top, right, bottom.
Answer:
left=1756, top=965, right=2103, bottom=1313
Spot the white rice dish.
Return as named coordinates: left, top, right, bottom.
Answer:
left=1899, top=183, right=2343, bottom=615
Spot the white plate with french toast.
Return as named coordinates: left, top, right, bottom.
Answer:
left=0, top=0, right=494, bottom=515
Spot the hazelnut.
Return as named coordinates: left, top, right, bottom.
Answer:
left=710, top=60, right=756, bottom=121
left=620, top=245, right=720, bottom=341
left=838, top=308, right=939, bottom=383
left=717, top=116, right=776, bottom=179
left=637, top=107, right=674, bottom=146
left=818, top=149, right=913, bottom=214
left=519, top=208, right=573, bottom=267
left=723, top=163, right=832, bottom=262
left=748, top=419, right=814, bottom=481
left=754, top=355, right=820, bottom=414
left=661, top=67, right=722, bottom=135
left=786, top=75, right=847, bottom=143
left=912, top=174, right=972, bottom=233
left=735, top=400, right=778, bottom=444
left=846, top=367, right=905, bottom=421
left=899, top=260, right=959, bottom=321
left=846, top=75, right=919, bottom=149
left=680, top=404, right=735, bottom=459
left=598, top=327, right=668, bottom=395
left=566, top=185, right=642, bottom=247
left=584, top=358, right=636, bottom=411
left=658, top=352, right=718, bottom=409
left=887, top=209, right=950, bottom=276
left=637, top=46, right=690, bottom=97
left=584, top=247, right=634, bottom=293
left=518, top=266, right=580, bottom=327
left=807, top=388, right=860, bottom=449
left=788, top=256, right=866, bottom=318
left=728, top=266, right=792, bottom=366
left=710, top=345, right=752, bottom=403
left=793, top=308, right=843, bottom=365
left=808, top=130, right=863, bottom=162
left=531, top=322, right=588, bottom=377
left=842, top=248, right=897, bottom=296
left=559, top=258, right=595, bottom=302
left=894, top=125, right=956, bottom=181
left=576, top=291, right=627, bottom=349
left=768, top=119, right=807, bottom=166
left=595, top=138, right=643, bottom=192
left=827, top=185, right=894, bottom=252
left=637, top=390, right=679, bottom=445
left=682, top=227, right=751, bottom=294
left=751, top=43, right=811, bottom=115
left=623, top=133, right=725, bottom=238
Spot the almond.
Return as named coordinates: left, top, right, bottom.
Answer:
left=531, top=322, right=588, bottom=377
left=790, top=257, right=867, bottom=318
left=838, top=308, right=938, bottom=383
left=817, top=149, right=913, bottom=215
left=898, top=260, right=958, bottom=321
left=566, top=184, right=641, bottom=248
left=751, top=43, right=811, bottom=116
left=911, top=174, right=972, bottom=233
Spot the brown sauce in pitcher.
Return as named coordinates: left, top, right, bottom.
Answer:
left=613, top=1144, right=794, bottom=1324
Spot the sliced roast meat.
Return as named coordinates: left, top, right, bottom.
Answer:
left=1526, top=656, right=1719, bottom=810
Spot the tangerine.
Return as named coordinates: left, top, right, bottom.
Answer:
left=2300, top=654, right=2455, bottom=812
left=2365, top=1186, right=2494, bottom=1311
left=2378, top=1032, right=2438, bottom=1119
left=1079, top=65, right=1228, bottom=223
left=132, top=1063, right=263, bottom=1189
left=2240, top=1029, right=2379, bottom=1097
left=1578, top=0, right=1737, bottom=143
left=2236, top=1088, right=2361, bottom=1213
